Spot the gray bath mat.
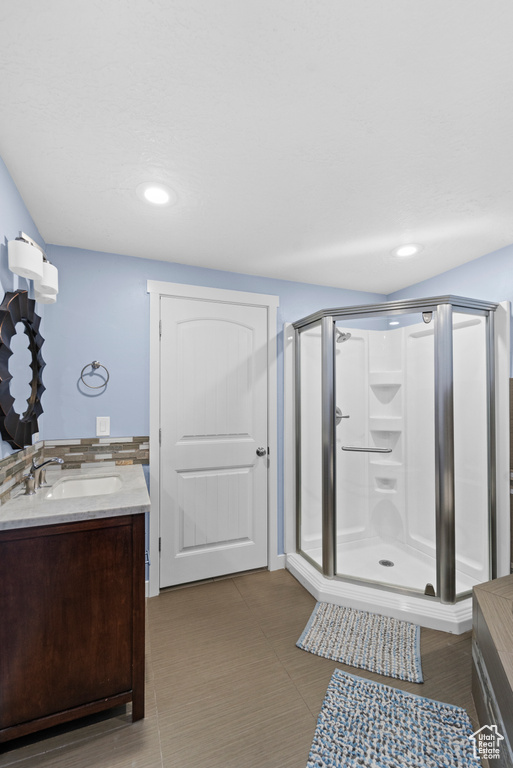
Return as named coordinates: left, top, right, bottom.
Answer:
left=297, top=602, right=423, bottom=683
left=306, top=669, right=478, bottom=767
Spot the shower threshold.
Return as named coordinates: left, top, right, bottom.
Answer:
left=301, top=539, right=478, bottom=595
left=287, top=552, right=473, bottom=634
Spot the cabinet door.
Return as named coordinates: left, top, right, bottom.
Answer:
left=0, top=518, right=135, bottom=729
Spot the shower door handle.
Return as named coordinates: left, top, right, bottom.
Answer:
left=341, top=446, right=392, bottom=453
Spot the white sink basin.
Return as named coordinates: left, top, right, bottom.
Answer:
left=45, top=474, right=123, bottom=500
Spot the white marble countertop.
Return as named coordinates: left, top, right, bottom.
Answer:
left=0, top=464, right=150, bottom=530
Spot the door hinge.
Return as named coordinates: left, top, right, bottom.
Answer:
left=159, top=537, right=161, bottom=553
left=159, top=428, right=162, bottom=445
left=159, top=319, right=162, bottom=338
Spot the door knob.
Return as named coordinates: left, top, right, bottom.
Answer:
left=256, top=447, right=267, bottom=457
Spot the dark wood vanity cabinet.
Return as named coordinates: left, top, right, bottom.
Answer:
left=0, top=513, right=145, bottom=743
left=472, top=575, right=513, bottom=767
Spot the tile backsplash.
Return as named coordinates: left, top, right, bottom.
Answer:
left=0, top=436, right=149, bottom=505
left=43, top=436, right=149, bottom=469
left=0, top=442, right=44, bottom=506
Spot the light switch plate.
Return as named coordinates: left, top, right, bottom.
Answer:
left=96, top=416, right=110, bottom=436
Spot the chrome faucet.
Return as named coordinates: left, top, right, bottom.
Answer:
left=31, top=457, right=64, bottom=489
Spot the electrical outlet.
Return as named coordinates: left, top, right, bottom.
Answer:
left=96, top=416, right=110, bottom=436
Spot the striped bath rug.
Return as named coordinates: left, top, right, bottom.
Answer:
left=306, top=669, right=480, bottom=768
left=297, top=602, right=423, bottom=683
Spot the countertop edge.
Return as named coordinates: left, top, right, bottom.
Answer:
left=0, top=502, right=150, bottom=531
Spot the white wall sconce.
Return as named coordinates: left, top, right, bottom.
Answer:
left=36, top=261, right=58, bottom=296
left=33, top=288, right=57, bottom=304
left=7, top=232, right=58, bottom=304
left=8, top=236, right=43, bottom=280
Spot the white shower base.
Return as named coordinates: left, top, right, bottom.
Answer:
left=287, top=551, right=473, bottom=634
left=302, top=537, right=479, bottom=595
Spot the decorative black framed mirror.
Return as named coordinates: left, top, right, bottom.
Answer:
left=0, top=290, right=45, bottom=449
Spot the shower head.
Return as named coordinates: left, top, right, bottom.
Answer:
left=336, top=331, right=352, bottom=344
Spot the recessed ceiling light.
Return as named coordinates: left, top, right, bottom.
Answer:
left=389, top=321, right=400, bottom=326
left=392, top=243, right=422, bottom=258
left=136, top=182, right=176, bottom=206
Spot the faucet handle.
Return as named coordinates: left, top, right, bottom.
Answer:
left=23, top=472, right=36, bottom=495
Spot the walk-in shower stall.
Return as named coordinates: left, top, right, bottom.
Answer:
left=289, top=295, right=507, bottom=633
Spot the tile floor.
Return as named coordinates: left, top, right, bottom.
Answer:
left=0, top=569, right=478, bottom=768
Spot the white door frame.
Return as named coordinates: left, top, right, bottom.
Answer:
left=147, top=280, right=280, bottom=597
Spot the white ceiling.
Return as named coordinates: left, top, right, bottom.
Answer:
left=0, top=1, right=512, bottom=293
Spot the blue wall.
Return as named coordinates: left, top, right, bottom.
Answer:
left=0, top=153, right=384, bottom=553
left=388, top=246, right=513, bottom=305
left=42, top=244, right=384, bottom=553
left=43, top=244, right=384, bottom=441
left=2, top=149, right=512, bottom=554
left=0, top=157, right=47, bottom=458
left=388, top=246, right=513, bottom=373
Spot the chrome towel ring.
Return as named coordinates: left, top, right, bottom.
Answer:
left=80, top=361, right=110, bottom=389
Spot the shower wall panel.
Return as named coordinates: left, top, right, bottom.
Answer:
left=299, top=327, right=323, bottom=563
left=404, top=322, right=436, bottom=559
left=367, top=329, right=405, bottom=545
left=335, top=329, right=369, bottom=543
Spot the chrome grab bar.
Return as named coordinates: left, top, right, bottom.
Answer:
left=341, top=446, right=392, bottom=453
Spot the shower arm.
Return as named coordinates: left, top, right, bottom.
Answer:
left=341, top=446, right=392, bottom=453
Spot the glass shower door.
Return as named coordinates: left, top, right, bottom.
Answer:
left=297, top=323, right=323, bottom=570
left=335, top=313, right=437, bottom=594
left=452, top=310, right=490, bottom=595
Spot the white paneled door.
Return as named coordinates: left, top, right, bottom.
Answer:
left=159, top=296, right=269, bottom=587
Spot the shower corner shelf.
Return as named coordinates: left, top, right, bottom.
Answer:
left=369, top=417, right=403, bottom=431
left=368, top=371, right=403, bottom=387
left=370, top=459, right=402, bottom=467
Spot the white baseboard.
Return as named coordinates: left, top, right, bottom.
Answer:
left=269, top=554, right=286, bottom=571
left=287, top=553, right=472, bottom=634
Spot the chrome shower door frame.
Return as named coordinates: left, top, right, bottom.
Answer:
left=294, top=295, right=498, bottom=604
left=321, top=316, right=337, bottom=577
left=434, top=302, right=456, bottom=604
